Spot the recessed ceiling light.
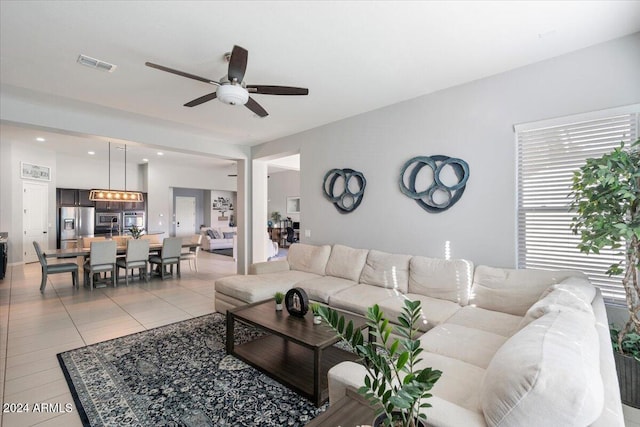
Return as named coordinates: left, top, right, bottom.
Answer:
left=157, top=152, right=164, bottom=156
left=36, top=137, right=45, bottom=142
left=142, top=158, right=149, bottom=162
left=88, top=151, right=95, bottom=155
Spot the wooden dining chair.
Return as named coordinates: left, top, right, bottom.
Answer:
left=84, top=240, right=117, bottom=290
left=180, top=234, right=202, bottom=272
left=116, top=239, right=150, bottom=285
left=33, top=241, right=78, bottom=293
left=149, top=237, right=182, bottom=279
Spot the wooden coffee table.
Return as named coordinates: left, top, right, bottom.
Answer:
left=226, top=299, right=367, bottom=407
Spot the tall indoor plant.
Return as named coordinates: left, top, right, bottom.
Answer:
left=318, top=300, right=441, bottom=427
left=570, top=139, right=640, bottom=407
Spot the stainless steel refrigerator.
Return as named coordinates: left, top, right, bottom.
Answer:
left=59, top=207, right=95, bottom=249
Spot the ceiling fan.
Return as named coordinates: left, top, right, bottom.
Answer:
left=145, top=45, right=308, bottom=117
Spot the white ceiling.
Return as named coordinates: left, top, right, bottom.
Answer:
left=1, top=1, right=639, bottom=161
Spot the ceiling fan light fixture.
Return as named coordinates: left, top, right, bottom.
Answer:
left=216, top=84, right=248, bottom=106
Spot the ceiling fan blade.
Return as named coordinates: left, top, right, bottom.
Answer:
left=246, top=85, right=309, bottom=96
left=145, top=62, right=219, bottom=85
left=245, top=97, right=268, bottom=117
left=184, top=92, right=217, bottom=107
left=227, top=45, right=248, bottom=83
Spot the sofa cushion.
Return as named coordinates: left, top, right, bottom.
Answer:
left=540, top=275, right=596, bottom=303
left=297, top=276, right=359, bottom=304
left=415, top=352, right=485, bottom=412
left=378, top=294, right=461, bottom=332
left=409, top=256, right=474, bottom=305
left=359, top=250, right=412, bottom=293
left=445, top=306, right=522, bottom=337
left=287, top=243, right=332, bottom=276
left=470, top=265, right=586, bottom=316
left=519, top=286, right=595, bottom=329
left=419, top=323, right=507, bottom=369
left=481, top=310, right=603, bottom=427
left=206, top=229, right=216, bottom=239
left=325, top=244, right=369, bottom=282
left=215, top=270, right=321, bottom=303
left=329, top=284, right=402, bottom=316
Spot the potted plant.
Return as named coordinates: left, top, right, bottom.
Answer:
left=129, top=225, right=144, bottom=239
left=274, top=292, right=285, bottom=311
left=318, top=299, right=442, bottom=427
left=271, top=211, right=282, bottom=225
left=570, top=139, right=640, bottom=408
left=310, top=302, right=322, bottom=324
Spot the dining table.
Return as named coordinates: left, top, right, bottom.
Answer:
left=44, top=242, right=199, bottom=259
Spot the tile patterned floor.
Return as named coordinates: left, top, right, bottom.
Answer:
left=0, top=250, right=235, bottom=426
left=1, top=250, right=639, bottom=426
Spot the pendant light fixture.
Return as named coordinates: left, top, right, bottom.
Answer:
left=89, top=142, right=144, bottom=203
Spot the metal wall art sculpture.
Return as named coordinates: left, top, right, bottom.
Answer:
left=322, top=168, right=367, bottom=213
left=399, top=155, right=470, bottom=213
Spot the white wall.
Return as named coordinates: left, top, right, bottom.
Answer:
left=268, top=170, right=300, bottom=223
left=55, top=151, right=142, bottom=190
left=253, top=33, right=640, bottom=268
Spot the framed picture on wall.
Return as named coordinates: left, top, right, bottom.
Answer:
left=21, top=162, right=51, bottom=181
left=287, top=196, right=300, bottom=214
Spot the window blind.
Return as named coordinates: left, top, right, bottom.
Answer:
left=516, top=107, right=639, bottom=302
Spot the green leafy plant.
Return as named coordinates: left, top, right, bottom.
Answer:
left=570, top=140, right=640, bottom=358
left=318, top=300, right=441, bottom=427
left=129, top=225, right=144, bottom=239
left=274, top=292, right=285, bottom=304
left=270, top=211, right=282, bottom=223
left=310, top=302, right=320, bottom=316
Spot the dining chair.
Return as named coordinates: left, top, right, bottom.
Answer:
left=116, top=239, right=150, bottom=285
left=180, top=234, right=202, bottom=272
left=84, top=240, right=117, bottom=290
left=33, top=241, right=78, bottom=293
left=149, top=237, right=182, bottom=279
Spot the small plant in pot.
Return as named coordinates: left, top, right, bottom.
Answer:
left=274, top=292, right=285, bottom=311
left=310, top=302, right=322, bottom=324
left=129, top=225, right=144, bottom=239
left=570, top=139, right=640, bottom=408
left=318, top=299, right=442, bottom=427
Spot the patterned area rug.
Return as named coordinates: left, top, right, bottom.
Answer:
left=210, top=248, right=234, bottom=257
left=57, top=314, right=328, bottom=426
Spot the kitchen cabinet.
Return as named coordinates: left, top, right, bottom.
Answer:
left=57, top=188, right=95, bottom=207
left=78, top=190, right=93, bottom=206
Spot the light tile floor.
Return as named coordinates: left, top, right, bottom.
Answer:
left=1, top=251, right=640, bottom=426
left=0, top=250, right=236, bottom=427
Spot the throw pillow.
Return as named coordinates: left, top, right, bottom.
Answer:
left=212, top=229, right=222, bottom=239
left=206, top=229, right=215, bottom=239
left=223, top=231, right=236, bottom=239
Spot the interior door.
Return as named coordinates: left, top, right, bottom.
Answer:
left=175, top=196, right=196, bottom=237
left=23, top=181, right=49, bottom=263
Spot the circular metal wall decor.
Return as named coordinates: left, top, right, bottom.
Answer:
left=322, top=168, right=367, bottom=213
left=399, top=155, right=470, bottom=213
left=285, top=287, right=309, bottom=317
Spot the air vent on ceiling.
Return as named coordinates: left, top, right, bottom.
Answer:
left=77, top=54, right=117, bottom=72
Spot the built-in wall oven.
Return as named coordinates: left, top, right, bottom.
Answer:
left=123, top=211, right=145, bottom=229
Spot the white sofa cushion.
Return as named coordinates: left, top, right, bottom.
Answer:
left=481, top=310, right=603, bottom=427
left=359, top=250, right=412, bottom=293
left=519, top=287, right=595, bottom=329
left=470, top=266, right=586, bottom=316
left=297, top=276, right=359, bottom=304
left=215, top=270, right=321, bottom=303
left=329, top=284, right=403, bottom=316
left=445, top=306, right=522, bottom=337
left=287, top=243, right=332, bottom=276
left=419, top=323, right=507, bottom=369
left=378, top=293, right=461, bottom=332
left=415, top=352, right=486, bottom=413
left=325, top=244, right=369, bottom=282
left=539, top=275, right=596, bottom=302
left=409, top=256, right=474, bottom=305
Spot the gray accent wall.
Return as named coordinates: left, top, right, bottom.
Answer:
left=253, top=33, right=640, bottom=269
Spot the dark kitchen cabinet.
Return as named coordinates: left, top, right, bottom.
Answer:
left=57, top=188, right=95, bottom=207
left=58, top=188, right=78, bottom=207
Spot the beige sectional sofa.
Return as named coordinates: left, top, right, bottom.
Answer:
left=214, top=243, right=624, bottom=427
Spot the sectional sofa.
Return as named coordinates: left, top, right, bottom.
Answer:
left=214, top=243, right=624, bottom=427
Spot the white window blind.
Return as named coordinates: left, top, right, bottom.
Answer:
left=516, top=106, right=639, bottom=302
